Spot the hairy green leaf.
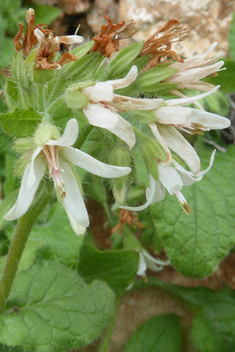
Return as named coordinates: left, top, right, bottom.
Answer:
left=203, top=59, right=235, bottom=94
left=0, top=108, right=41, bottom=138
left=77, top=245, right=139, bottom=296
left=0, top=262, right=115, bottom=352
left=30, top=204, right=83, bottom=269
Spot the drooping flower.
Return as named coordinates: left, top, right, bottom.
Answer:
left=164, top=42, right=224, bottom=92
left=149, top=87, right=230, bottom=175
left=121, top=150, right=216, bottom=214
left=137, top=249, right=170, bottom=277
left=4, top=119, right=131, bottom=234
left=81, top=65, right=163, bottom=149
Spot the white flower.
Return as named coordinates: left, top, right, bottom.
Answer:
left=137, top=249, right=170, bottom=277
left=121, top=150, right=216, bottom=214
left=81, top=65, right=164, bottom=149
left=165, top=42, right=224, bottom=91
left=149, top=87, right=230, bottom=175
left=4, top=119, right=131, bottom=234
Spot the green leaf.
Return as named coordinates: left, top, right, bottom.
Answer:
left=132, top=278, right=235, bottom=352
left=137, top=66, right=177, bottom=86
left=0, top=37, right=15, bottom=69
left=228, top=11, right=235, bottom=60
left=77, top=245, right=139, bottom=297
left=46, top=97, right=76, bottom=129
left=0, top=108, right=41, bottom=138
left=128, top=110, right=157, bottom=124
left=203, top=59, right=235, bottom=94
left=32, top=5, right=62, bottom=25
left=0, top=262, right=115, bottom=352
left=71, top=40, right=95, bottom=57
left=125, top=314, right=181, bottom=352
left=65, top=52, right=102, bottom=80
left=150, top=146, right=235, bottom=278
left=108, top=42, right=144, bottom=77
left=0, top=344, right=24, bottom=352
left=30, top=204, right=83, bottom=269
left=191, top=313, right=226, bottom=352
left=4, top=78, right=21, bottom=110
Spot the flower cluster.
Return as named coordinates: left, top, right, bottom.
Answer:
left=2, top=8, right=231, bottom=246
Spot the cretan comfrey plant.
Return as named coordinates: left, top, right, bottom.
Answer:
left=0, top=8, right=233, bottom=352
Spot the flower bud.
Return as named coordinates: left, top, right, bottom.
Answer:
left=142, top=138, right=167, bottom=181
left=12, top=138, right=33, bottom=154
left=109, top=147, right=131, bottom=203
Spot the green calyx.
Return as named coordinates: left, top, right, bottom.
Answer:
left=34, top=123, right=60, bottom=146
left=65, top=81, right=93, bottom=110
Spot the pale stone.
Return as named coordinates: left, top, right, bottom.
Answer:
left=119, top=0, right=235, bottom=58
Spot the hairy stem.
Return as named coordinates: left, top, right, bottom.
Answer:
left=0, top=183, right=52, bottom=313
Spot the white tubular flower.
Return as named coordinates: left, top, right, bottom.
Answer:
left=150, top=87, right=230, bottom=175
left=81, top=66, right=164, bottom=149
left=121, top=150, right=216, bottom=215
left=165, top=42, right=224, bottom=91
left=4, top=119, right=131, bottom=234
left=137, top=249, right=170, bottom=277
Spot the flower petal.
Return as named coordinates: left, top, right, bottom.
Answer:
left=105, top=113, right=136, bottom=149
left=158, top=124, right=200, bottom=175
left=188, top=109, right=231, bottom=130
left=83, top=103, right=118, bottom=128
left=166, top=86, right=219, bottom=107
left=153, top=106, right=190, bottom=124
left=61, top=147, right=131, bottom=178
left=137, top=252, right=147, bottom=277
left=63, top=204, right=86, bottom=235
left=175, top=150, right=216, bottom=186
left=142, top=249, right=170, bottom=267
left=59, top=157, right=89, bottom=228
left=82, top=82, right=114, bottom=102
left=112, top=95, right=164, bottom=110
left=149, top=123, right=172, bottom=166
left=4, top=157, right=46, bottom=220
left=158, top=163, right=184, bottom=195
left=27, top=146, right=43, bottom=188
left=108, top=65, right=138, bottom=89
left=47, top=119, right=79, bottom=147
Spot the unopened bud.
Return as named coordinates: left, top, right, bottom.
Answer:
left=109, top=148, right=131, bottom=203
left=12, top=138, right=33, bottom=154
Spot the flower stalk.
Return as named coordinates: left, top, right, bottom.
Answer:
left=0, top=181, right=53, bottom=313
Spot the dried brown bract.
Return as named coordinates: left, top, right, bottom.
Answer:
left=139, top=19, right=188, bottom=71
left=90, top=15, right=137, bottom=58
left=111, top=209, right=144, bottom=235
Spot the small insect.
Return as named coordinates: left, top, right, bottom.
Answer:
left=12, top=306, right=19, bottom=313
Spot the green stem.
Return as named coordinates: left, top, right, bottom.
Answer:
left=74, top=125, right=93, bottom=150
left=0, top=183, right=52, bottom=313
left=98, top=300, right=119, bottom=352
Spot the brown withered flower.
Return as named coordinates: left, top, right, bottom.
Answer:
left=14, top=8, right=48, bottom=57
left=14, top=8, right=83, bottom=70
left=139, top=19, right=188, bottom=71
left=34, top=28, right=83, bottom=69
left=90, top=15, right=137, bottom=58
left=111, top=209, right=144, bottom=235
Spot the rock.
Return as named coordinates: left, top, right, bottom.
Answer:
left=119, top=0, right=235, bottom=58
